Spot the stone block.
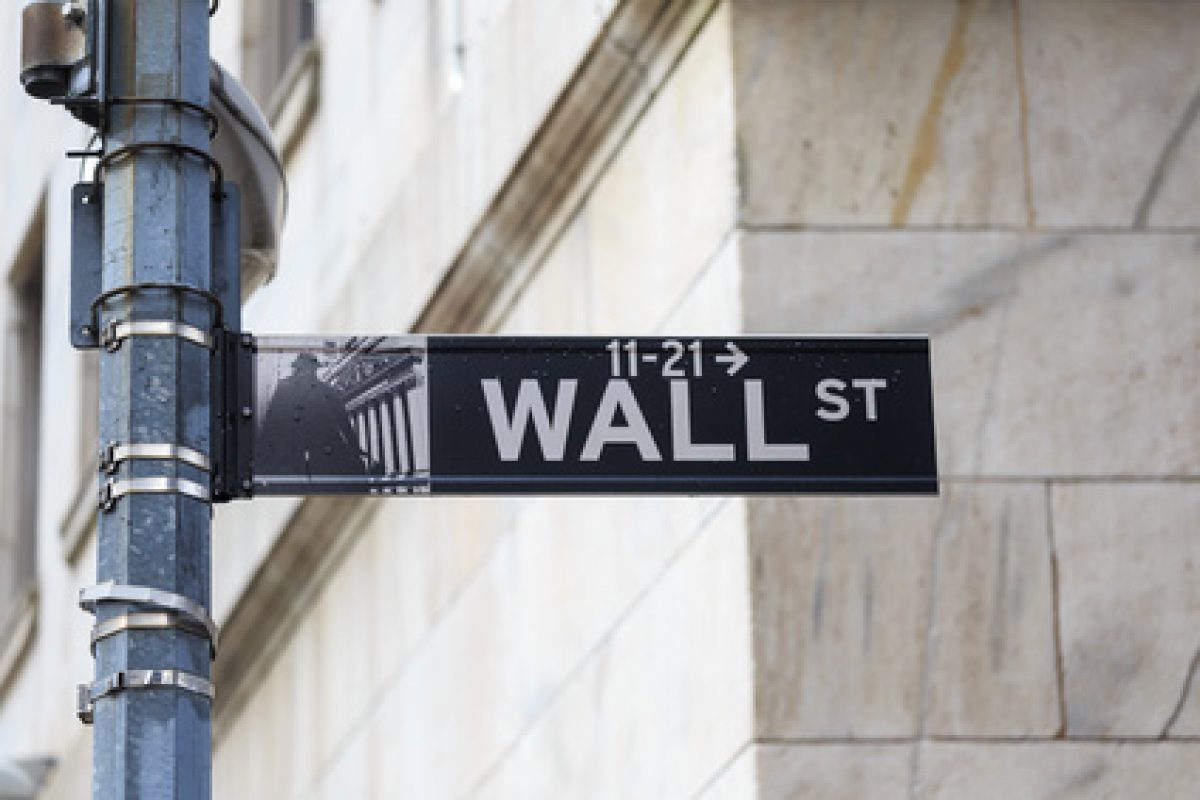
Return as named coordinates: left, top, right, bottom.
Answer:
left=0, top=99, right=63, bottom=272
left=213, top=500, right=301, bottom=620
left=694, top=744, right=757, bottom=800
left=214, top=640, right=299, bottom=800
left=917, top=742, right=1200, bottom=799
left=1169, top=643, right=1200, bottom=737
left=749, top=496, right=940, bottom=737
left=1148, top=109, right=1200, bottom=229
left=301, top=0, right=620, bottom=339
left=287, top=613, right=326, bottom=787
left=313, top=527, right=377, bottom=752
left=731, top=0, right=1025, bottom=226
left=587, top=4, right=738, bottom=332
left=242, top=126, right=330, bottom=331
left=483, top=0, right=613, bottom=173
left=660, top=230, right=742, bottom=334
left=214, top=497, right=515, bottom=796
left=1054, top=483, right=1200, bottom=737
left=757, top=744, right=911, bottom=800
left=471, top=500, right=752, bottom=800
left=753, top=485, right=1060, bottom=741
left=316, top=725, right=371, bottom=800
left=1022, top=1, right=1200, bottom=227
left=362, top=2, right=443, bottom=213
left=308, top=496, right=733, bottom=799
left=38, top=166, right=89, bottom=536
left=741, top=231, right=1200, bottom=478
left=37, top=731, right=92, bottom=800
left=503, top=213, right=593, bottom=334
left=926, top=484, right=1060, bottom=736
left=365, top=498, right=515, bottom=689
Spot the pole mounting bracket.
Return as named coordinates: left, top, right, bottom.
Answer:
left=212, top=329, right=256, bottom=502
left=91, top=280, right=225, bottom=333
left=101, top=442, right=211, bottom=475
left=99, top=476, right=210, bottom=511
left=80, top=581, right=219, bottom=647
left=100, top=319, right=214, bottom=351
left=77, top=669, right=214, bottom=725
left=95, top=141, right=225, bottom=198
left=90, top=611, right=217, bottom=658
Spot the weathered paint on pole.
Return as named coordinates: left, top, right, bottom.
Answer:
left=94, top=1, right=213, bottom=797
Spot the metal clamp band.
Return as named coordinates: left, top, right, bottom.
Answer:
left=95, top=142, right=225, bottom=196
left=99, top=477, right=211, bottom=512
left=107, top=96, right=219, bottom=140
left=80, top=581, right=219, bottom=650
left=101, top=319, right=213, bottom=352
left=102, top=442, right=211, bottom=475
left=90, top=281, right=224, bottom=331
left=91, top=611, right=217, bottom=657
left=77, top=669, right=214, bottom=724
left=90, top=612, right=210, bottom=648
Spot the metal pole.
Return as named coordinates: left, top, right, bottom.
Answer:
left=93, top=1, right=213, bottom=797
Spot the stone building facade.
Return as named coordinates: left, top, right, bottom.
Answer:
left=0, top=1, right=1197, bottom=797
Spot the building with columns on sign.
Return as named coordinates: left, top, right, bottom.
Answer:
left=0, top=0, right=1198, bottom=797
left=323, top=337, right=429, bottom=484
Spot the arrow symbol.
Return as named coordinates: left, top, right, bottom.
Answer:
left=714, top=342, right=749, bottom=376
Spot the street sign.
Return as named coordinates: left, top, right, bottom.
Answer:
left=250, top=335, right=937, bottom=495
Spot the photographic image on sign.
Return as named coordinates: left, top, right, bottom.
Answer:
left=250, top=335, right=937, bottom=496
left=253, top=336, right=431, bottom=494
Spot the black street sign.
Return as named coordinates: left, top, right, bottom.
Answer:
left=250, top=335, right=937, bottom=496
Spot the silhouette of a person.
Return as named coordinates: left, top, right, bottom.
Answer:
left=257, top=353, right=368, bottom=479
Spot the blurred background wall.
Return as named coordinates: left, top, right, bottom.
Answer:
left=0, top=1, right=1197, bottom=797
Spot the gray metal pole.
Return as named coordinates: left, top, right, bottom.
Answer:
left=93, top=1, right=213, bottom=797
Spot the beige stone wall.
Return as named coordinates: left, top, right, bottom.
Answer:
left=2, top=1, right=1197, bottom=798
left=214, top=4, right=756, bottom=796
left=0, top=13, right=104, bottom=796
left=733, top=0, right=1200, bottom=797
